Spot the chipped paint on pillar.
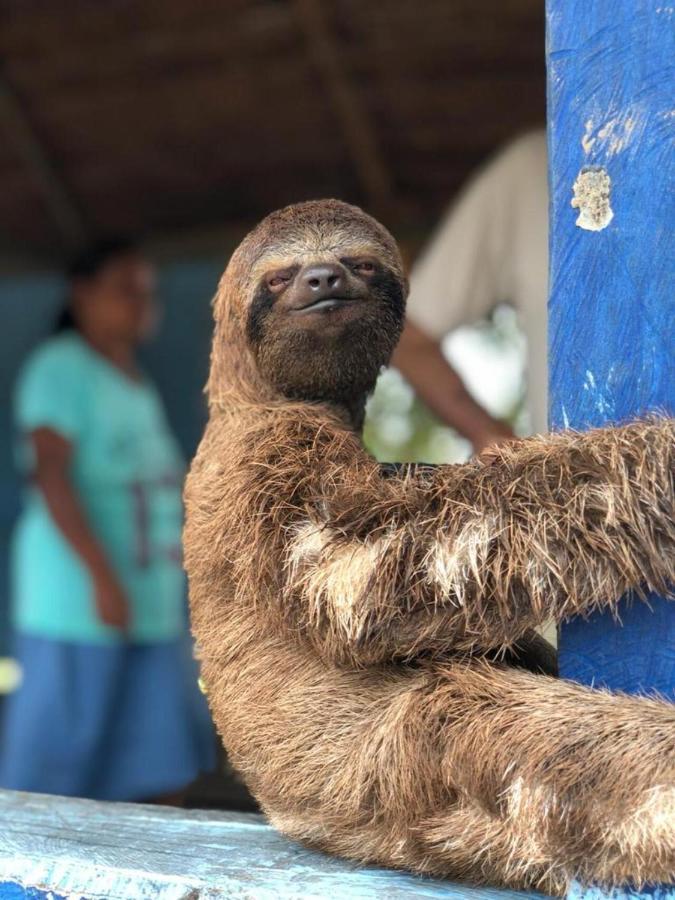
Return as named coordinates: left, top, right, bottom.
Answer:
left=571, top=167, right=613, bottom=231
left=546, top=0, right=675, bottom=711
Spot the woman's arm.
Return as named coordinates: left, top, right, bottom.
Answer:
left=31, top=427, right=129, bottom=631
left=276, top=417, right=674, bottom=664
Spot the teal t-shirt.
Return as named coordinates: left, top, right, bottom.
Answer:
left=11, top=333, right=187, bottom=644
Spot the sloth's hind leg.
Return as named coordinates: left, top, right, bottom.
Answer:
left=421, top=663, right=675, bottom=891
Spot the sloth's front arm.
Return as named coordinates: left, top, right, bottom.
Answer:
left=269, top=416, right=674, bottom=664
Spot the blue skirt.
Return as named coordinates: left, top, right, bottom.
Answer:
left=0, top=633, right=216, bottom=801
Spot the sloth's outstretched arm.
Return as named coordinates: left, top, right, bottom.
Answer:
left=279, top=417, right=673, bottom=663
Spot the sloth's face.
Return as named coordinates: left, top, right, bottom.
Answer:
left=246, top=247, right=406, bottom=409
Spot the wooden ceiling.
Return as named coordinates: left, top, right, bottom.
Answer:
left=0, top=0, right=545, bottom=265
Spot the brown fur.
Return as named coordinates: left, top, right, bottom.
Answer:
left=184, top=200, right=675, bottom=895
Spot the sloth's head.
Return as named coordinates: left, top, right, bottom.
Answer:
left=212, top=200, right=407, bottom=423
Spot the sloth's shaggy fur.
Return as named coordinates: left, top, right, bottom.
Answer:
left=184, top=200, right=675, bottom=895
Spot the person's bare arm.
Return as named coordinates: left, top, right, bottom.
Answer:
left=31, top=427, right=129, bottom=631
left=391, top=320, right=515, bottom=452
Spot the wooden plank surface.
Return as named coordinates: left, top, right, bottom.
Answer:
left=0, top=790, right=551, bottom=900
left=547, top=0, right=674, bottom=696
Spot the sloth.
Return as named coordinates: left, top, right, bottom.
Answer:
left=184, top=199, right=675, bottom=895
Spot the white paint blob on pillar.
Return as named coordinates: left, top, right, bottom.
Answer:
left=571, top=166, right=614, bottom=230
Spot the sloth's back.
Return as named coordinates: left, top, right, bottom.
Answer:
left=189, top=570, right=449, bottom=866
left=184, top=417, right=457, bottom=870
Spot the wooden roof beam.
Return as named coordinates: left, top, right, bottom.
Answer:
left=0, top=69, right=86, bottom=251
left=290, top=0, right=397, bottom=218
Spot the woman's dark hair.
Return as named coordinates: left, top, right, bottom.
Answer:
left=53, top=236, right=140, bottom=333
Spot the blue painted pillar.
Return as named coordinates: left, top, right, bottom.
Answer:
left=547, top=0, right=674, bottom=697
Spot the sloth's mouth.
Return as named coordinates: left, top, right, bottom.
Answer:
left=291, top=296, right=363, bottom=315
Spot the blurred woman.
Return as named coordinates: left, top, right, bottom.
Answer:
left=0, top=238, right=214, bottom=802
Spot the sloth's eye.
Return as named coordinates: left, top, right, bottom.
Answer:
left=268, top=271, right=293, bottom=290
left=354, top=260, right=375, bottom=274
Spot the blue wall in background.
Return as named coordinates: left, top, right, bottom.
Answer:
left=0, top=258, right=223, bottom=653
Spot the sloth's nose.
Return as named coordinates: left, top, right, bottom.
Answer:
left=298, top=263, right=346, bottom=302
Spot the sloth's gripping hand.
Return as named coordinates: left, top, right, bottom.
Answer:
left=245, top=416, right=673, bottom=666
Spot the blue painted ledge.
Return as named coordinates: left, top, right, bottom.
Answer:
left=0, top=790, right=552, bottom=899
left=568, top=886, right=674, bottom=900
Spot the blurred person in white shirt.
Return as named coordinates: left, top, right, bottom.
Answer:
left=392, top=130, right=548, bottom=452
